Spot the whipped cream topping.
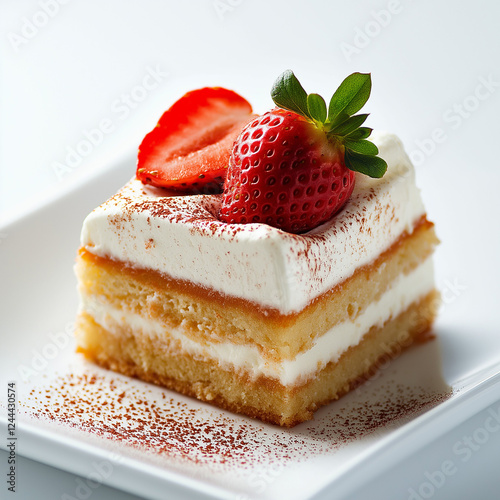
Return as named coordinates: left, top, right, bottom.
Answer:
left=81, top=132, right=425, bottom=314
left=81, top=258, right=435, bottom=386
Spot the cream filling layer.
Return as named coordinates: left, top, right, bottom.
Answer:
left=81, top=133, right=427, bottom=314
left=80, top=258, right=434, bottom=386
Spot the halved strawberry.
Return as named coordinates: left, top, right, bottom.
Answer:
left=137, top=87, right=254, bottom=193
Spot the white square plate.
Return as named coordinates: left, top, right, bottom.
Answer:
left=1, top=153, right=499, bottom=500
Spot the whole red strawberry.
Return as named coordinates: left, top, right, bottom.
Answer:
left=220, top=109, right=356, bottom=233
left=219, top=71, right=387, bottom=233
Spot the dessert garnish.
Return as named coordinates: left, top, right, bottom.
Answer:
left=137, top=87, right=253, bottom=193
left=219, top=71, right=387, bottom=233
left=137, top=71, right=387, bottom=233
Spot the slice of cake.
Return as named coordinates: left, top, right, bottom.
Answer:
left=75, top=72, right=439, bottom=427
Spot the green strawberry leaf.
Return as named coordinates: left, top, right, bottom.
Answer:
left=331, top=113, right=369, bottom=136
left=346, top=126, right=372, bottom=140
left=270, top=70, right=387, bottom=180
left=344, top=139, right=378, bottom=155
left=271, top=70, right=311, bottom=119
left=344, top=150, right=387, bottom=178
left=326, top=110, right=350, bottom=130
left=307, top=93, right=327, bottom=123
left=328, top=73, right=371, bottom=123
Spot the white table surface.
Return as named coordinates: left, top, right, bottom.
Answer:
left=1, top=1, right=499, bottom=499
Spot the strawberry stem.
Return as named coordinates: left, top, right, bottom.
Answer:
left=271, top=70, right=387, bottom=178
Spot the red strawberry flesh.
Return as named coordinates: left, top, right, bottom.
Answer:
left=137, top=87, right=253, bottom=192
left=219, top=109, right=356, bottom=233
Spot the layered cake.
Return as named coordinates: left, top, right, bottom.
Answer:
left=75, top=72, right=439, bottom=426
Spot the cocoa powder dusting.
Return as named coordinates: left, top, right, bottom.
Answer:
left=19, top=366, right=451, bottom=470
left=306, top=383, right=451, bottom=441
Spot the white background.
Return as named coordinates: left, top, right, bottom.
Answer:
left=1, top=0, right=500, bottom=499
